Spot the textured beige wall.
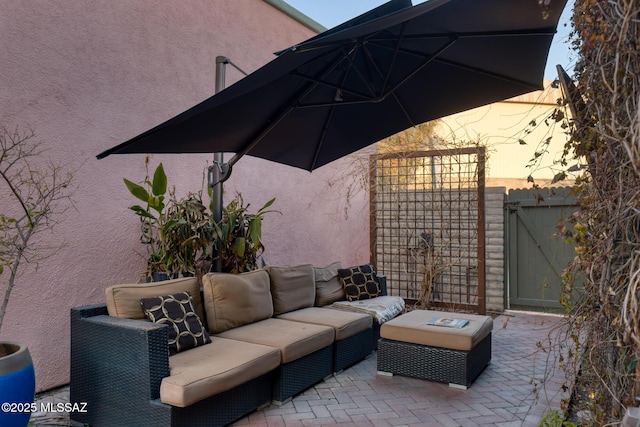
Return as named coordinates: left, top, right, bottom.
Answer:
left=0, top=0, right=371, bottom=391
left=434, top=82, right=570, bottom=189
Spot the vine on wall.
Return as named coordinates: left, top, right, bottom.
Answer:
left=543, top=0, right=640, bottom=424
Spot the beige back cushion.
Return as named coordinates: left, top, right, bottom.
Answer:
left=105, top=277, right=203, bottom=320
left=264, top=264, right=315, bottom=315
left=202, top=270, right=273, bottom=333
left=314, top=262, right=345, bottom=306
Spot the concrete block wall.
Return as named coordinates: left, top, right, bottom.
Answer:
left=485, top=187, right=506, bottom=312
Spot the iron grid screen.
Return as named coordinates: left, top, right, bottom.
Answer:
left=370, top=147, right=486, bottom=314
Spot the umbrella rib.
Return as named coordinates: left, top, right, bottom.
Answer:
left=358, top=24, right=419, bottom=127
left=308, top=46, right=363, bottom=169
left=227, top=50, right=350, bottom=169
left=396, top=42, right=455, bottom=126
left=342, top=25, right=412, bottom=103
left=372, top=36, right=457, bottom=101
left=379, top=23, right=406, bottom=97
left=369, top=33, right=549, bottom=91
left=310, top=93, right=340, bottom=170
left=368, top=28, right=559, bottom=43
left=294, top=36, right=458, bottom=110
left=366, top=28, right=558, bottom=71
left=292, top=72, right=374, bottom=103
left=293, top=42, right=379, bottom=104
left=341, top=41, right=380, bottom=100
left=227, top=94, right=307, bottom=169
left=430, top=56, right=542, bottom=89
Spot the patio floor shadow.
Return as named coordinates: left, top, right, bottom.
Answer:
left=32, top=311, right=571, bottom=427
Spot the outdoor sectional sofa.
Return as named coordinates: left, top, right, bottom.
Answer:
left=70, top=262, right=404, bottom=427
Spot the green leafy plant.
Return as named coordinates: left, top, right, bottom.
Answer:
left=123, top=159, right=171, bottom=276
left=162, top=194, right=213, bottom=276
left=124, top=160, right=217, bottom=279
left=211, top=193, right=277, bottom=274
left=539, top=408, right=576, bottom=427
left=124, top=160, right=277, bottom=277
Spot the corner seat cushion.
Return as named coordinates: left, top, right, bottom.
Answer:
left=202, top=270, right=273, bottom=333
left=380, top=309, right=493, bottom=351
left=160, top=337, right=280, bottom=408
left=277, top=307, right=372, bottom=341
left=105, top=277, right=204, bottom=321
left=264, top=264, right=315, bottom=315
left=215, top=318, right=334, bottom=364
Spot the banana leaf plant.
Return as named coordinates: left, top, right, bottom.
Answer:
left=210, top=193, right=277, bottom=274
left=123, top=161, right=170, bottom=277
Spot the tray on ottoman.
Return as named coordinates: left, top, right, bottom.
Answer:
left=377, top=310, right=493, bottom=389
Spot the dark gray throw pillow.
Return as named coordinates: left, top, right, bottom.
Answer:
left=140, top=291, right=211, bottom=355
left=338, top=264, right=381, bottom=302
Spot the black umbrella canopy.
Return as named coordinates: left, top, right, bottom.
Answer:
left=98, top=0, right=568, bottom=173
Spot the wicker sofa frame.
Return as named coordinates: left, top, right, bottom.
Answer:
left=71, top=304, right=339, bottom=426
left=70, top=273, right=394, bottom=426
left=272, top=344, right=333, bottom=404
left=377, top=332, right=492, bottom=389
left=70, top=305, right=277, bottom=427
left=334, top=328, right=374, bottom=373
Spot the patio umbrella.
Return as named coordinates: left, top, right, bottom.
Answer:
left=97, top=0, right=568, bottom=175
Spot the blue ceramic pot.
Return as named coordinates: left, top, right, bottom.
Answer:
left=0, top=342, right=36, bottom=427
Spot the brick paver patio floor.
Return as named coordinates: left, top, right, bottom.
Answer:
left=232, top=311, right=569, bottom=427
left=32, top=311, right=570, bottom=426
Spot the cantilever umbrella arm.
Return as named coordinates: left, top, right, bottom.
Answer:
left=207, top=160, right=232, bottom=186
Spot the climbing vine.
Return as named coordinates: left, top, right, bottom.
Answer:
left=542, top=0, right=640, bottom=424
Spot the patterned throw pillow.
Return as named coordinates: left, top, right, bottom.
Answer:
left=140, top=291, right=211, bottom=355
left=338, top=264, right=381, bottom=302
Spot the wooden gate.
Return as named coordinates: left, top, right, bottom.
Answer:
left=505, top=187, right=578, bottom=311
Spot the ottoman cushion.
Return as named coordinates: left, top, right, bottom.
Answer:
left=381, top=309, right=493, bottom=351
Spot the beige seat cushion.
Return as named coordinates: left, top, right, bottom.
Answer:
left=380, top=309, right=493, bottom=351
left=314, top=262, right=345, bottom=306
left=105, top=277, right=204, bottom=321
left=160, top=337, right=280, bottom=408
left=202, top=270, right=273, bottom=333
left=215, top=318, right=334, bottom=364
left=265, top=264, right=315, bottom=315
left=277, top=307, right=372, bottom=341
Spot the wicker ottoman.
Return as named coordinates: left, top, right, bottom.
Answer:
left=377, top=310, right=493, bottom=389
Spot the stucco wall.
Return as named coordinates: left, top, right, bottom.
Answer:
left=433, top=83, right=569, bottom=189
left=0, top=0, right=370, bottom=391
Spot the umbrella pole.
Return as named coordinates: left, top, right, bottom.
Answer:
left=209, top=56, right=246, bottom=272
left=210, top=56, right=228, bottom=273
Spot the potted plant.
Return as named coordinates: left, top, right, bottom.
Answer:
left=123, top=159, right=171, bottom=281
left=211, top=193, right=277, bottom=274
left=124, top=161, right=277, bottom=277
left=0, top=125, right=74, bottom=427
left=162, top=193, right=214, bottom=277
left=124, top=159, right=214, bottom=281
